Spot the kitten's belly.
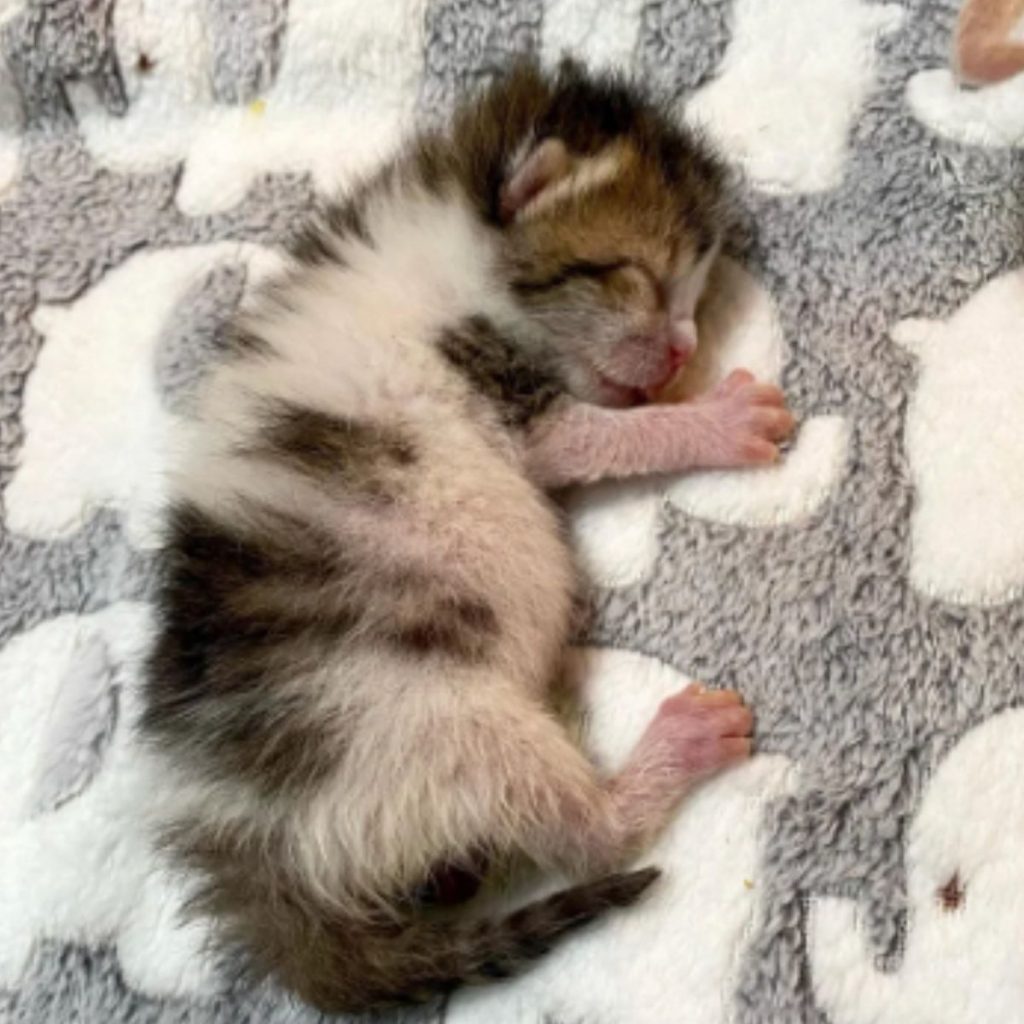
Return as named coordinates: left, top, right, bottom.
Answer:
left=400, top=445, right=576, bottom=692
left=438, top=477, right=574, bottom=692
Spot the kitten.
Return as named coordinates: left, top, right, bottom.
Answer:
left=142, top=58, right=793, bottom=1013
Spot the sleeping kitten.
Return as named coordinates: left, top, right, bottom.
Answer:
left=142, top=58, right=793, bottom=1013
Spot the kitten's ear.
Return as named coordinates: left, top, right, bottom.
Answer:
left=500, top=138, right=571, bottom=223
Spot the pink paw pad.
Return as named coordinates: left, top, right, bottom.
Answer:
left=647, top=683, right=754, bottom=779
left=695, top=368, right=796, bottom=467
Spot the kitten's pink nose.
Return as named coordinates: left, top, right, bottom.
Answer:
left=669, top=318, right=698, bottom=361
left=646, top=340, right=692, bottom=400
left=667, top=345, right=689, bottom=375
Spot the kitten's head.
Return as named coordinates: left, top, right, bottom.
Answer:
left=493, top=62, right=728, bottom=406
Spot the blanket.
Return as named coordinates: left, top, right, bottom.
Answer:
left=2, top=1, right=1024, bottom=1022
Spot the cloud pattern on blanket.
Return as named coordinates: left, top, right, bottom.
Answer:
left=809, top=710, right=1024, bottom=1022
left=893, top=268, right=1024, bottom=606
left=5, top=243, right=284, bottom=547
left=0, top=605, right=215, bottom=999
left=1, top=2, right=1024, bottom=1024
left=73, top=0, right=427, bottom=215
left=907, top=65, right=1024, bottom=148
left=685, top=0, right=904, bottom=194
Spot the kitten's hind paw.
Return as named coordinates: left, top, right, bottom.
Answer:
left=646, top=683, right=754, bottom=779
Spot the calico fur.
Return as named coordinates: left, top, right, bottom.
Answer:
left=142, top=59, right=781, bottom=1013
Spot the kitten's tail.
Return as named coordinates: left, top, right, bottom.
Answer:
left=287, top=867, right=659, bottom=1013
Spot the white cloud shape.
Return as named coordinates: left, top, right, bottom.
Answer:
left=541, top=0, right=644, bottom=72
left=686, top=0, right=903, bottom=194
left=907, top=68, right=1024, bottom=148
left=893, top=267, right=1024, bottom=605
left=0, top=603, right=215, bottom=999
left=450, top=646, right=795, bottom=1024
left=668, top=415, right=849, bottom=527
left=71, top=0, right=426, bottom=215
left=810, top=708, right=1024, bottom=1023
left=5, top=241, right=283, bottom=547
left=564, top=478, right=664, bottom=590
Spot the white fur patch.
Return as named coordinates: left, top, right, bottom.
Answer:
left=71, top=0, right=426, bottom=214
left=892, top=268, right=1024, bottom=606
left=809, top=708, right=1024, bottom=1022
left=541, top=0, right=644, bottom=71
left=906, top=68, right=1024, bottom=148
left=569, top=258, right=849, bottom=587
left=4, top=242, right=283, bottom=547
left=686, top=0, right=903, bottom=194
left=0, top=604, right=215, bottom=998
left=449, top=646, right=795, bottom=1024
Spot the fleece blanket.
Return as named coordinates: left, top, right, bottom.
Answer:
left=2, top=1, right=1024, bottom=1022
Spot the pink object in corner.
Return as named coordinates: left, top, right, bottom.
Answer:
left=955, top=0, right=1024, bottom=84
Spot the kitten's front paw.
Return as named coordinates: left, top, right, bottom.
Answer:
left=694, top=369, right=795, bottom=467
left=646, top=683, right=753, bottom=780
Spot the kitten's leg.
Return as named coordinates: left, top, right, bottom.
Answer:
left=525, top=369, right=794, bottom=489
left=508, top=684, right=752, bottom=877
left=327, top=680, right=750, bottom=902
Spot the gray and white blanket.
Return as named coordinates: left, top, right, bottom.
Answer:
left=2, top=1, right=1024, bottom=1022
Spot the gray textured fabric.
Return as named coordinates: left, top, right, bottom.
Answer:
left=0, top=511, right=152, bottom=642
left=155, top=261, right=249, bottom=414
left=1, top=0, right=125, bottom=124
left=1, top=0, right=1022, bottom=1022
left=637, top=0, right=732, bottom=98
left=0, top=51, right=24, bottom=133
left=28, top=633, right=119, bottom=816
left=418, top=0, right=544, bottom=118
left=206, top=0, right=290, bottom=105
left=0, top=942, right=334, bottom=1024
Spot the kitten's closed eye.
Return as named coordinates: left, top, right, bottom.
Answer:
left=512, top=259, right=659, bottom=304
left=511, top=258, right=628, bottom=295
left=602, top=262, right=661, bottom=310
